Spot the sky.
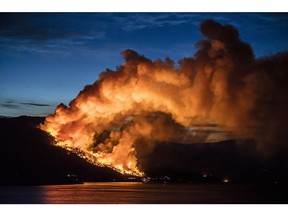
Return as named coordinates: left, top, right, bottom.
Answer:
left=1, top=13, right=288, bottom=117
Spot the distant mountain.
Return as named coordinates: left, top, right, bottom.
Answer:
left=0, top=116, right=287, bottom=185
left=141, top=140, right=288, bottom=183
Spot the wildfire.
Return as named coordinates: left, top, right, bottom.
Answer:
left=40, top=20, right=288, bottom=176
left=51, top=131, right=144, bottom=176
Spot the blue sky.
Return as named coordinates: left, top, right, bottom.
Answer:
left=1, top=13, right=288, bottom=116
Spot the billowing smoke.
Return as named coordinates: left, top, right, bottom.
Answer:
left=40, top=19, right=288, bottom=176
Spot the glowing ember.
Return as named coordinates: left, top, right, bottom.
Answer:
left=222, top=178, right=230, bottom=183
left=40, top=20, right=288, bottom=176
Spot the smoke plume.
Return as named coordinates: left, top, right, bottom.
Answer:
left=40, top=19, right=288, bottom=176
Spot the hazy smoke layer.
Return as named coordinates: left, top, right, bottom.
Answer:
left=40, top=20, right=288, bottom=176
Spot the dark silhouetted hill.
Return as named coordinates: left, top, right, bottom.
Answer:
left=0, top=116, right=125, bottom=185
left=140, top=140, right=288, bottom=184
left=1, top=116, right=288, bottom=185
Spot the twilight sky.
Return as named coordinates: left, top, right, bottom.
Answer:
left=0, top=13, right=288, bottom=117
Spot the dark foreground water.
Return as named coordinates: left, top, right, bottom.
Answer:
left=1, top=182, right=288, bottom=204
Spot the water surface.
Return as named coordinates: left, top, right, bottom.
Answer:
left=0, top=182, right=287, bottom=204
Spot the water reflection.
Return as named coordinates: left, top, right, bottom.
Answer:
left=0, top=182, right=287, bottom=204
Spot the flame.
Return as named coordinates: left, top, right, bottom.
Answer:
left=46, top=126, right=144, bottom=176
left=40, top=20, right=288, bottom=176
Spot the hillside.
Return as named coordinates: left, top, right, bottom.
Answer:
left=0, top=116, right=288, bottom=185
left=0, top=116, right=126, bottom=185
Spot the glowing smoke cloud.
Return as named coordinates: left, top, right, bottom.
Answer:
left=40, top=20, right=288, bottom=176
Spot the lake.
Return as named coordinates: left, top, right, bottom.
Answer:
left=0, top=182, right=287, bottom=204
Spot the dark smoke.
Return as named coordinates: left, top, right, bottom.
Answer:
left=190, top=19, right=288, bottom=154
